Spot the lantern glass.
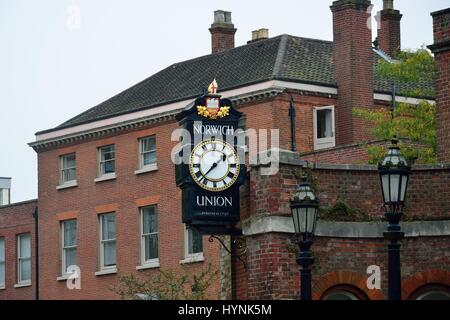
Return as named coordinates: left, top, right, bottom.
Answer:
left=378, top=138, right=411, bottom=212
left=290, top=179, right=319, bottom=237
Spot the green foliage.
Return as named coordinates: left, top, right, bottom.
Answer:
left=113, top=263, right=218, bottom=300
left=376, top=48, right=435, bottom=98
left=353, top=48, right=436, bottom=164
left=318, top=201, right=371, bottom=222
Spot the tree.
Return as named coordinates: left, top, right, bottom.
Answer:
left=353, top=48, right=436, bottom=164
left=113, top=263, right=218, bottom=300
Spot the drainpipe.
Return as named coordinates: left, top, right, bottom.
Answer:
left=289, top=95, right=297, bottom=151
left=33, top=207, right=39, bottom=300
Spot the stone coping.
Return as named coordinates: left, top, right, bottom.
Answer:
left=250, top=148, right=450, bottom=171
left=242, top=214, right=450, bottom=238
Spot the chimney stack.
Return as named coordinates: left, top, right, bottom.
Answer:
left=378, top=0, right=402, bottom=57
left=330, top=0, right=374, bottom=145
left=428, top=8, right=450, bottom=163
left=209, top=10, right=236, bottom=53
left=0, top=177, right=11, bottom=206
left=248, top=28, right=269, bottom=44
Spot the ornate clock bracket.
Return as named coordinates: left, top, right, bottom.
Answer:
left=208, top=234, right=247, bottom=272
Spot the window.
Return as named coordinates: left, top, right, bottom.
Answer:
left=61, top=220, right=77, bottom=275
left=17, top=234, right=31, bottom=284
left=140, top=206, right=158, bottom=265
left=99, top=213, right=116, bottom=270
left=410, top=284, right=450, bottom=300
left=60, top=153, right=76, bottom=184
left=0, top=238, right=5, bottom=288
left=184, top=225, right=203, bottom=259
left=0, top=188, right=10, bottom=206
left=98, top=145, right=115, bottom=176
left=139, top=136, right=156, bottom=168
left=313, top=106, right=335, bottom=150
left=321, top=285, right=368, bottom=300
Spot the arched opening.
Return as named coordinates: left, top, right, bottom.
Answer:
left=409, top=284, right=450, bottom=300
left=321, top=284, right=369, bottom=300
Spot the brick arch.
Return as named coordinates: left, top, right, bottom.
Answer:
left=312, top=270, right=385, bottom=300
left=403, top=269, right=450, bottom=300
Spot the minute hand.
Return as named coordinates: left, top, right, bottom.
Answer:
left=204, top=154, right=226, bottom=176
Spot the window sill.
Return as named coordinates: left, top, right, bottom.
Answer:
left=94, top=173, right=117, bottom=183
left=56, top=181, right=78, bottom=190
left=14, top=281, right=31, bottom=288
left=136, top=260, right=160, bottom=270
left=56, top=273, right=77, bottom=281
left=0, top=284, right=5, bottom=290
left=180, top=254, right=204, bottom=265
left=134, top=164, right=158, bottom=175
left=95, top=267, right=117, bottom=276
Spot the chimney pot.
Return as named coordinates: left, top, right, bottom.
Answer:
left=383, top=0, right=394, bottom=10
left=209, top=10, right=236, bottom=53
left=249, top=28, right=269, bottom=43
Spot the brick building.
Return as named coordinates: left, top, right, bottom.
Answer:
left=1, top=0, right=449, bottom=300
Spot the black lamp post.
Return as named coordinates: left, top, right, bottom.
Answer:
left=378, top=137, right=411, bottom=300
left=290, top=175, right=319, bottom=300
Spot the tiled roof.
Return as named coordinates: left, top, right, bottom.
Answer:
left=44, top=34, right=434, bottom=133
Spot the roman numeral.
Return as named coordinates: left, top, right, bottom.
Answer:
left=227, top=172, right=235, bottom=179
left=195, top=171, right=202, bottom=178
left=230, top=163, right=236, bottom=168
left=213, top=181, right=217, bottom=188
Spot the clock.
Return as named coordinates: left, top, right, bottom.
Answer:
left=189, top=139, right=240, bottom=192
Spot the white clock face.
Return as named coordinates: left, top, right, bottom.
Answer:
left=189, top=139, right=240, bottom=192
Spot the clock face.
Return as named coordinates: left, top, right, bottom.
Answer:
left=189, top=139, right=240, bottom=192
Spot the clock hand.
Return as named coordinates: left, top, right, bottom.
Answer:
left=203, top=153, right=226, bottom=176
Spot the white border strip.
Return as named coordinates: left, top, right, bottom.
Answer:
left=35, top=80, right=434, bottom=142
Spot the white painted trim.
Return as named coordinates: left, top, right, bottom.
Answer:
left=273, top=80, right=338, bottom=95
left=14, top=281, right=31, bottom=288
left=134, top=164, right=158, bottom=175
left=136, top=259, right=160, bottom=270
left=95, top=267, right=117, bottom=276
left=180, top=254, right=205, bottom=265
left=35, top=80, right=279, bottom=142
left=313, top=105, right=336, bottom=150
left=374, top=93, right=435, bottom=105
left=56, top=181, right=78, bottom=190
left=94, top=173, right=117, bottom=183
left=33, top=78, right=434, bottom=144
left=0, top=284, right=5, bottom=290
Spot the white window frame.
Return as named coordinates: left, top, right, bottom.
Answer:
left=99, top=213, right=116, bottom=271
left=138, top=136, right=157, bottom=169
left=0, top=237, right=5, bottom=289
left=139, top=206, right=159, bottom=268
left=181, top=224, right=204, bottom=263
left=61, top=220, right=77, bottom=276
left=0, top=188, right=10, bottom=206
left=97, top=145, right=116, bottom=178
left=17, top=233, right=31, bottom=285
left=60, top=153, right=77, bottom=185
left=313, top=105, right=335, bottom=150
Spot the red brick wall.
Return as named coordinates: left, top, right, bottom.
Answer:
left=331, top=0, right=374, bottom=145
left=430, top=9, right=450, bottom=163
left=237, top=160, right=450, bottom=300
left=0, top=200, right=37, bottom=300
left=210, top=28, right=235, bottom=53
left=378, top=9, right=402, bottom=57
left=238, top=233, right=450, bottom=300
left=36, top=120, right=221, bottom=300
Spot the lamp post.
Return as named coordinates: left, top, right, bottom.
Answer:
left=378, top=137, right=411, bottom=300
left=290, top=175, right=319, bottom=300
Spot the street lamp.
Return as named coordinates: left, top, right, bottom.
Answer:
left=378, top=137, right=411, bottom=300
left=290, top=175, right=319, bottom=300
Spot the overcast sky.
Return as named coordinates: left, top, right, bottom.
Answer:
left=0, top=0, right=448, bottom=203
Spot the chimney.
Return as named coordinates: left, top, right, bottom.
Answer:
left=209, top=10, right=236, bottom=53
left=0, top=177, right=11, bottom=206
left=330, top=0, right=374, bottom=145
left=377, top=0, right=402, bottom=57
left=248, top=28, right=269, bottom=44
left=428, top=8, right=450, bottom=163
